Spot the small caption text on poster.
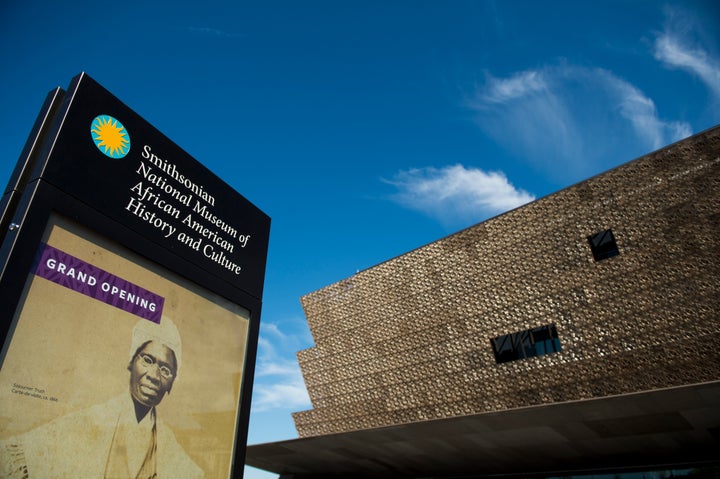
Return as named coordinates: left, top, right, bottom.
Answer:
left=11, top=383, right=58, bottom=402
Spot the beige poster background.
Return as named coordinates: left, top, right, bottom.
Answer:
left=0, top=214, right=249, bottom=478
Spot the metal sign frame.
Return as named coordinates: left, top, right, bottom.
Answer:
left=0, top=73, right=269, bottom=478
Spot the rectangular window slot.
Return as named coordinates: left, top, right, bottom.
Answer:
left=588, top=229, right=619, bottom=261
left=491, top=324, right=562, bottom=364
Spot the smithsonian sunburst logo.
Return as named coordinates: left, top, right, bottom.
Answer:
left=90, top=115, right=131, bottom=158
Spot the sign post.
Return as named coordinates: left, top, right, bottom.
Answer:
left=0, top=73, right=270, bottom=478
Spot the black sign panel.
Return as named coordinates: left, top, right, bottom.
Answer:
left=32, top=73, right=269, bottom=299
left=0, top=73, right=269, bottom=479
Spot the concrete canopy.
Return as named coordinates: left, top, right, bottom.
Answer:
left=246, top=381, right=720, bottom=478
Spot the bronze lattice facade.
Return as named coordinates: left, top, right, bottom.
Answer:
left=292, top=126, right=720, bottom=439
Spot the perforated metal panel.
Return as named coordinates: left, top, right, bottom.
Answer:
left=292, top=126, right=720, bottom=438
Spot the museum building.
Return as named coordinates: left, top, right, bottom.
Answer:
left=246, top=126, right=720, bottom=478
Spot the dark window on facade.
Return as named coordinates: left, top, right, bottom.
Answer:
left=490, top=324, right=562, bottom=364
left=588, top=229, right=619, bottom=261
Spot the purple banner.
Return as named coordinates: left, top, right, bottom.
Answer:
left=34, top=243, right=164, bottom=323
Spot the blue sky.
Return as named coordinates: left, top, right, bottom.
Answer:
left=1, top=2, right=718, bottom=478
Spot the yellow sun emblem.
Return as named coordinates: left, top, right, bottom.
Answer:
left=91, top=115, right=130, bottom=158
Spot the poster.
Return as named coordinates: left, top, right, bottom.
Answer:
left=0, top=214, right=249, bottom=478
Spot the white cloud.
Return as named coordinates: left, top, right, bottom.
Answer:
left=597, top=69, right=693, bottom=149
left=479, top=70, right=548, bottom=104
left=251, top=321, right=312, bottom=412
left=654, top=27, right=720, bottom=100
left=259, top=322, right=290, bottom=344
left=256, top=359, right=300, bottom=377
left=467, top=65, right=692, bottom=182
left=252, top=362, right=311, bottom=412
left=386, top=164, right=534, bottom=225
